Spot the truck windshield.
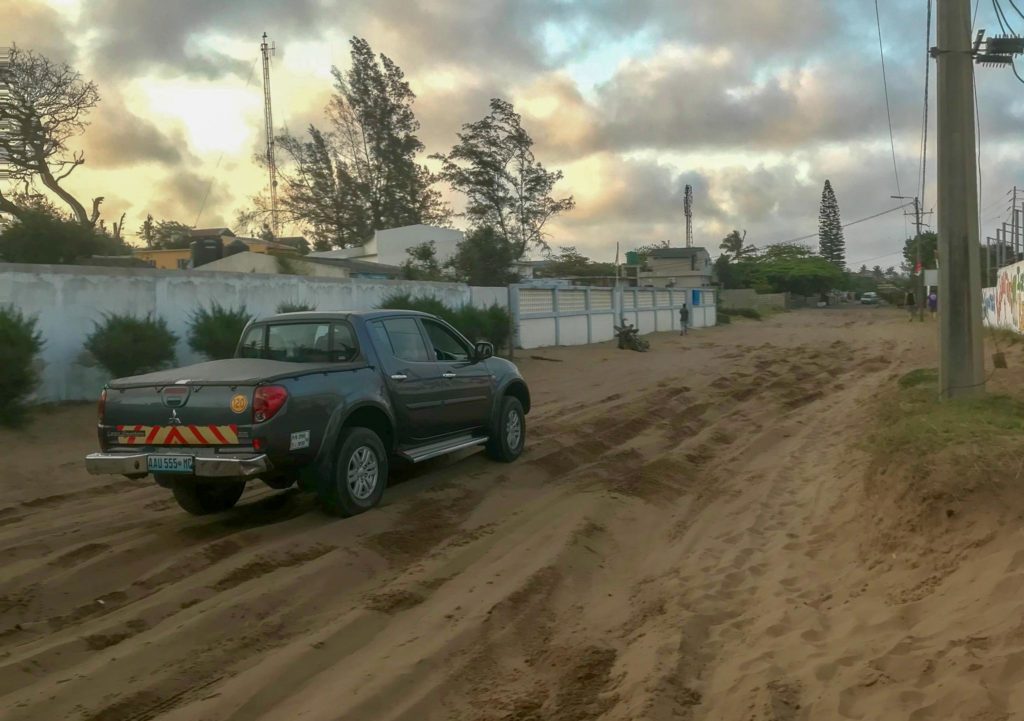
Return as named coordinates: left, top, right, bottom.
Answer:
left=238, top=322, right=359, bottom=363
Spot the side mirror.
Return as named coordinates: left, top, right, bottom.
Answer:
left=474, top=341, right=494, bottom=361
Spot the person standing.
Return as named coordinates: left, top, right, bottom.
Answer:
left=905, top=291, right=916, bottom=321
left=928, top=291, right=938, bottom=319
left=679, top=302, right=689, bottom=336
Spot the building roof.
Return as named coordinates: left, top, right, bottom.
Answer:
left=304, top=256, right=402, bottom=277
left=646, top=247, right=709, bottom=259
left=190, top=227, right=235, bottom=238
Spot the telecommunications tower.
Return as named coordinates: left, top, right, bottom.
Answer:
left=260, top=33, right=279, bottom=234
left=683, top=184, right=693, bottom=248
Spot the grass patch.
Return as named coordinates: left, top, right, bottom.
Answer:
left=987, top=328, right=1022, bottom=347
left=897, top=368, right=938, bottom=389
left=718, top=307, right=762, bottom=321
left=873, top=371, right=1024, bottom=458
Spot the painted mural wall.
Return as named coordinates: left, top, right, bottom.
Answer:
left=983, top=259, right=1024, bottom=333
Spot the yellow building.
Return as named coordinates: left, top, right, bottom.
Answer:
left=131, top=228, right=305, bottom=270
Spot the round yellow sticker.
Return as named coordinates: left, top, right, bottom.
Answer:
left=230, top=394, right=248, bottom=414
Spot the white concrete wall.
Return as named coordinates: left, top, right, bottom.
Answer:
left=2, top=264, right=502, bottom=403
left=470, top=286, right=509, bottom=309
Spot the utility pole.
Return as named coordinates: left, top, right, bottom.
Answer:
left=935, top=0, right=985, bottom=398
left=260, top=33, right=279, bottom=235
left=893, top=195, right=926, bottom=321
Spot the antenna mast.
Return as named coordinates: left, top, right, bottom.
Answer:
left=260, top=33, right=279, bottom=235
left=683, top=184, right=693, bottom=248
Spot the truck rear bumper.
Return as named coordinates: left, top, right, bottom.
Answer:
left=85, top=451, right=269, bottom=479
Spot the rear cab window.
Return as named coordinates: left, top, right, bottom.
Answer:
left=370, top=318, right=433, bottom=363
left=238, top=321, right=360, bottom=363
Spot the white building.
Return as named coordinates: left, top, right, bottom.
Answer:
left=309, top=224, right=464, bottom=267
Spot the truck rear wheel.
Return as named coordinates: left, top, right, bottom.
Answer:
left=486, top=396, right=526, bottom=463
left=318, top=427, right=388, bottom=517
left=170, top=479, right=245, bottom=515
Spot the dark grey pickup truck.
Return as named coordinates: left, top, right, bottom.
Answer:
left=86, top=310, right=530, bottom=517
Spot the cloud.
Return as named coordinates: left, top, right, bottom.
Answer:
left=5, top=0, right=77, bottom=62
left=150, top=169, right=232, bottom=224
left=81, top=0, right=329, bottom=79
left=82, top=95, right=189, bottom=168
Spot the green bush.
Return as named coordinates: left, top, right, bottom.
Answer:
left=188, top=303, right=251, bottom=360
left=378, top=292, right=512, bottom=352
left=85, top=313, right=177, bottom=380
left=276, top=301, right=316, bottom=313
left=716, top=311, right=732, bottom=325
left=0, top=306, right=43, bottom=427
left=729, top=308, right=762, bottom=320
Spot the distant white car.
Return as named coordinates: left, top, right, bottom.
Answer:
left=860, top=292, right=880, bottom=305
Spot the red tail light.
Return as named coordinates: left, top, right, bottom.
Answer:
left=253, top=386, right=288, bottom=423
left=97, top=389, right=107, bottom=423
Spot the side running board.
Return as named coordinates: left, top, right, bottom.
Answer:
left=399, top=435, right=488, bottom=463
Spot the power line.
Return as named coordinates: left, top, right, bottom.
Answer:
left=1008, top=0, right=1024, bottom=21
left=919, top=0, right=933, bottom=207
left=766, top=203, right=912, bottom=246
left=874, top=0, right=903, bottom=197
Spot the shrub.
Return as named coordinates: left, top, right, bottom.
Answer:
left=378, top=292, right=513, bottom=352
left=276, top=301, right=316, bottom=314
left=188, top=303, right=251, bottom=360
left=716, top=311, right=732, bottom=325
left=0, top=306, right=43, bottom=427
left=85, top=313, right=177, bottom=380
left=730, top=307, right=762, bottom=320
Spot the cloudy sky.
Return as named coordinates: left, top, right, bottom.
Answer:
left=6, top=0, right=1023, bottom=266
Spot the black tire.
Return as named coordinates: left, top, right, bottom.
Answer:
left=171, top=479, right=245, bottom=515
left=318, top=427, right=388, bottom=517
left=486, top=396, right=526, bottom=463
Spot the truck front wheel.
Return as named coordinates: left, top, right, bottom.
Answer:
left=169, top=479, right=245, bottom=515
left=318, top=427, right=388, bottom=517
left=486, top=396, right=526, bottom=462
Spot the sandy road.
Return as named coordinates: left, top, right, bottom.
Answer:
left=3, top=308, right=1023, bottom=721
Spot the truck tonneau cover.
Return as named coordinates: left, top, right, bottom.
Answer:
left=107, top=358, right=368, bottom=389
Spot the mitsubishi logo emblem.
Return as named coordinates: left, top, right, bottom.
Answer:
left=168, top=409, right=182, bottom=426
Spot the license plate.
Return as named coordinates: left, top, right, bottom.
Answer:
left=147, top=455, right=194, bottom=474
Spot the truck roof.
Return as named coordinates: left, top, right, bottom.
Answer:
left=256, top=309, right=439, bottom=324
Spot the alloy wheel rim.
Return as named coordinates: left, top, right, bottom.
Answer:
left=347, top=446, right=379, bottom=501
left=506, top=410, right=522, bottom=450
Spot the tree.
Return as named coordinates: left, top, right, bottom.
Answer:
left=434, top=98, right=575, bottom=258
left=0, top=49, right=103, bottom=226
left=401, top=240, right=444, bottom=281
left=137, top=216, right=192, bottom=249
left=0, top=209, right=126, bottom=263
left=447, top=226, right=520, bottom=286
left=274, top=37, right=449, bottom=249
left=902, top=231, right=938, bottom=272
left=817, top=179, right=845, bottom=269
left=719, top=230, right=756, bottom=259
left=535, top=246, right=615, bottom=278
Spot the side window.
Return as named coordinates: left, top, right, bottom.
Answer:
left=331, top=323, right=359, bottom=362
left=374, top=318, right=432, bottom=363
left=423, top=320, right=470, bottom=362
left=238, top=326, right=265, bottom=358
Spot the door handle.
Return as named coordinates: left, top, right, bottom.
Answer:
left=390, top=373, right=408, bottom=381
left=441, top=372, right=457, bottom=379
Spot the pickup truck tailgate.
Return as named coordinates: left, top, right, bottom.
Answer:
left=102, top=383, right=255, bottom=446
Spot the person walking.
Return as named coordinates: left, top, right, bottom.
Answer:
left=905, top=291, right=916, bottom=321
left=679, top=302, right=689, bottom=336
left=927, top=291, right=938, bottom=319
